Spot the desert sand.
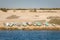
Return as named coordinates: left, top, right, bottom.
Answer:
left=0, top=9, right=60, bottom=30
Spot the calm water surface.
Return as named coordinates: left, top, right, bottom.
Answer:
left=0, top=30, right=60, bottom=40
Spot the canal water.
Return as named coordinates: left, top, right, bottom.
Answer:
left=0, top=30, right=60, bottom=40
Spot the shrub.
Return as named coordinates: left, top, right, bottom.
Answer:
left=0, top=8, right=7, bottom=12
left=30, top=8, right=37, bottom=12
left=49, top=18, right=60, bottom=25
left=6, top=15, right=19, bottom=19
left=33, top=8, right=36, bottom=12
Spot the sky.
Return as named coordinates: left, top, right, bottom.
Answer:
left=0, top=0, right=60, bottom=8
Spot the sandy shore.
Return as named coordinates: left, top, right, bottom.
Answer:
left=0, top=10, right=60, bottom=30
left=0, top=26, right=60, bottom=30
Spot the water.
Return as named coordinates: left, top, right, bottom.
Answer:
left=0, top=30, right=60, bottom=40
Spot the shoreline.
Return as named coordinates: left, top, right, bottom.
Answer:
left=0, top=26, right=60, bottom=30
left=0, top=9, right=60, bottom=31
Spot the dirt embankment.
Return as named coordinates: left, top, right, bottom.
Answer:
left=0, top=26, right=60, bottom=30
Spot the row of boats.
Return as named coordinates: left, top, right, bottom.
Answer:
left=3, top=21, right=55, bottom=27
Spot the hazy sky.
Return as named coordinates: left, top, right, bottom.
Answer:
left=0, top=0, right=60, bottom=8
